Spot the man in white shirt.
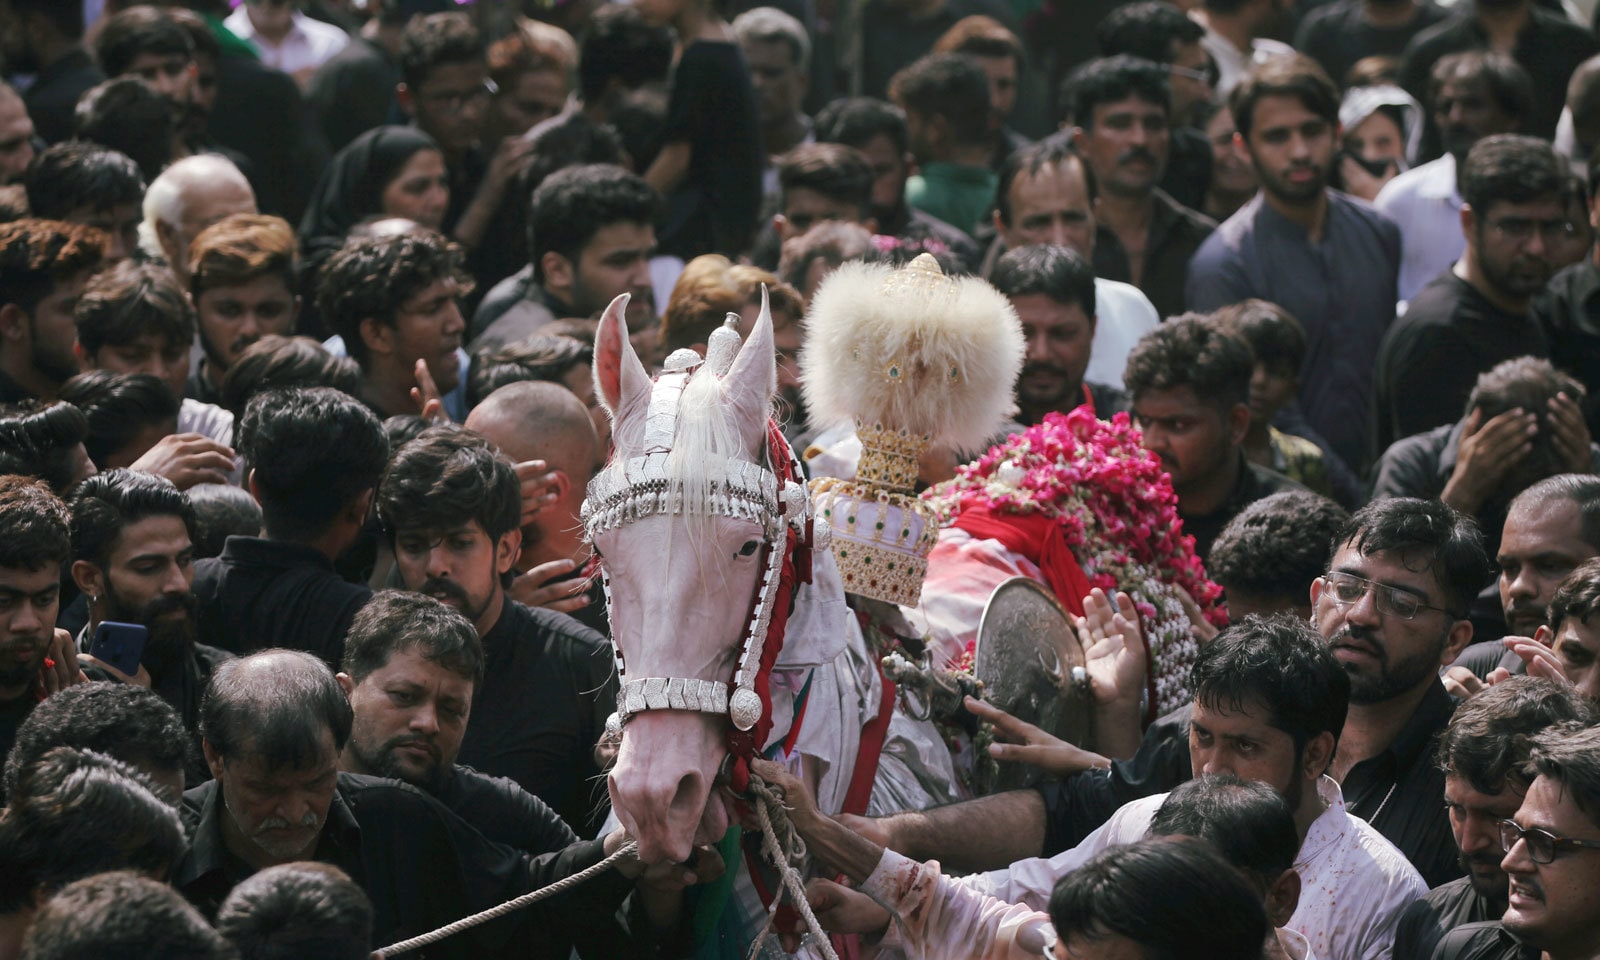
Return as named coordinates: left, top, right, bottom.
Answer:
left=224, top=0, right=349, bottom=87
left=990, top=138, right=1158, bottom=390
left=771, top=615, right=1426, bottom=960
left=1375, top=50, right=1528, bottom=303
left=1191, top=0, right=1295, bottom=101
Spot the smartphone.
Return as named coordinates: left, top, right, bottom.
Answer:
left=87, top=621, right=148, bottom=678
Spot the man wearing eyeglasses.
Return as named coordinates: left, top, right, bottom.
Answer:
left=1393, top=678, right=1594, bottom=960
left=1430, top=722, right=1600, bottom=960
left=1373, top=135, right=1567, bottom=459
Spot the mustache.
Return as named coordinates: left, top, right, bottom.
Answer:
left=420, top=578, right=468, bottom=606
left=254, top=810, right=320, bottom=834
left=1020, top=361, right=1068, bottom=379
left=1117, top=146, right=1159, bottom=167
left=140, top=591, right=196, bottom=622
left=386, top=733, right=439, bottom=759
left=1330, top=624, right=1385, bottom=659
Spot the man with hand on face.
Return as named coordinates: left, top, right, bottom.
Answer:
left=1188, top=54, right=1401, bottom=472
left=185, top=215, right=301, bottom=408
left=1394, top=678, right=1593, bottom=960
left=376, top=427, right=617, bottom=836
left=1374, top=135, right=1568, bottom=456
left=66, top=469, right=231, bottom=780
left=1431, top=723, right=1600, bottom=960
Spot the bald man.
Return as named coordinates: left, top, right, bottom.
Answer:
left=139, top=154, right=257, bottom=282
left=464, top=381, right=607, bottom=637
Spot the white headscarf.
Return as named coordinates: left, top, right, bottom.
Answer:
left=1339, top=84, right=1425, bottom=168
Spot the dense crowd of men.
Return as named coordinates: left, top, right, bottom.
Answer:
left=6, top=0, right=1600, bottom=958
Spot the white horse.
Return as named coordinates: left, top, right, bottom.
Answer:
left=587, top=290, right=956, bottom=951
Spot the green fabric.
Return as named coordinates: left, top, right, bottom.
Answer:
left=905, top=162, right=998, bottom=239
left=692, top=826, right=744, bottom=959
left=206, top=13, right=260, bottom=60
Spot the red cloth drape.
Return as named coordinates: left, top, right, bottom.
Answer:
left=951, top=506, right=1092, bottom=618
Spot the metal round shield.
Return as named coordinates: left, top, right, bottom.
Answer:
left=973, top=577, right=1094, bottom=791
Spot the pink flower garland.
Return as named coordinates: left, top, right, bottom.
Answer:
left=925, top=409, right=1226, bottom=717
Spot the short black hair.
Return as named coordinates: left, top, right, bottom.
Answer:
left=0, top=218, right=107, bottom=316
left=995, top=135, right=1098, bottom=227
left=1123, top=313, right=1253, bottom=412
left=74, top=260, right=195, bottom=357
left=1460, top=134, right=1566, bottom=214
left=989, top=243, right=1096, bottom=318
left=467, top=334, right=593, bottom=409
left=1213, top=299, right=1306, bottom=376
left=316, top=232, right=472, bottom=368
left=216, top=863, right=373, bottom=960
left=815, top=96, right=909, bottom=155
left=0, top=472, right=71, bottom=570
left=1429, top=52, right=1533, bottom=127
left=201, top=649, right=354, bottom=770
left=236, top=387, right=388, bottom=542
left=1208, top=490, right=1350, bottom=606
left=377, top=426, right=521, bottom=543
left=1508, top=474, right=1600, bottom=555
left=342, top=589, right=484, bottom=687
left=1062, top=55, right=1171, bottom=128
left=1231, top=53, right=1339, bottom=142
left=1048, top=837, right=1268, bottom=960
left=398, top=12, right=484, bottom=90
left=1528, top=722, right=1600, bottom=826
left=889, top=53, right=993, bottom=147
left=1149, top=774, right=1299, bottom=887
left=577, top=4, right=674, bottom=105
left=0, top=749, right=184, bottom=914
left=1190, top=613, right=1351, bottom=754
left=776, top=143, right=875, bottom=215
left=74, top=78, right=176, bottom=183
left=4, top=683, right=189, bottom=800
left=1549, top=557, right=1600, bottom=633
left=186, top=483, right=262, bottom=559
left=20, top=870, right=233, bottom=960
left=1333, top=498, right=1492, bottom=616
left=1097, top=2, right=1205, bottom=64
left=93, top=6, right=194, bottom=78
left=67, top=468, right=193, bottom=570
left=1437, top=677, right=1594, bottom=796
left=217, top=864, right=372, bottom=960
left=57, top=372, right=181, bottom=467
left=528, top=163, right=657, bottom=285
left=24, top=141, right=144, bottom=220
left=217, top=335, right=363, bottom=420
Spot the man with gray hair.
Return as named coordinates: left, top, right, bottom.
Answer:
left=138, top=154, right=257, bottom=283
left=733, top=7, right=813, bottom=196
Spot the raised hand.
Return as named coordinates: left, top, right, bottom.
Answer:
left=130, top=433, right=236, bottom=489
left=1076, top=588, right=1146, bottom=709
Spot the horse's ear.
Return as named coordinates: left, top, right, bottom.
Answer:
left=723, top=285, right=777, bottom=438
left=594, top=292, right=650, bottom=418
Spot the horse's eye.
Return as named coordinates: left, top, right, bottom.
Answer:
left=737, top=540, right=761, bottom=557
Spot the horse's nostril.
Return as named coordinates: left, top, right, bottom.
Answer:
left=669, top=771, right=704, bottom=818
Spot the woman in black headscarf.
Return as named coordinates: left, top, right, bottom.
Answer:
left=296, top=126, right=449, bottom=339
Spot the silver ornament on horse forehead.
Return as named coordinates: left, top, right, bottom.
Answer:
left=973, top=577, right=1094, bottom=791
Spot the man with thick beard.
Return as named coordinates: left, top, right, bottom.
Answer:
left=67, top=469, right=231, bottom=780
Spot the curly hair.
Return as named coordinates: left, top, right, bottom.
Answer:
left=1122, top=313, right=1253, bottom=411
left=398, top=12, right=484, bottom=90
left=1207, top=490, right=1349, bottom=605
left=0, top=401, right=90, bottom=496
left=315, top=232, right=472, bottom=367
left=0, top=473, right=71, bottom=571
left=0, top=218, right=107, bottom=315
left=1436, top=677, right=1594, bottom=796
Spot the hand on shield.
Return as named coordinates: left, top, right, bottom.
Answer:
left=964, top=695, right=1111, bottom=776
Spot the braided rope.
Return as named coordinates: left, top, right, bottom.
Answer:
left=376, top=840, right=638, bottom=956
left=743, top=778, right=842, bottom=960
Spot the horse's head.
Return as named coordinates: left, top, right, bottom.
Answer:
left=588, top=290, right=782, bottom=863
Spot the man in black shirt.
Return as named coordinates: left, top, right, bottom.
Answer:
left=1374, top=135, right=1565, bottom=456
left=192, top=387, right=387, bottom=666
left=1532, top=152, right=1600, bottom=439
left=1296, top=0, right=1449, bottom=89
left=0, top=476, right=76, bottom=764
left=179, top=649, right=639, bottom=960
left=66, top=469, right=231, bottom=783
left=377, top=427, right=617, bottom=836
left=336, top=589, right=578, bottom=855
left=0, top=0, right=104, bottom=145
left=1125, top=314, right=1301, bottom=562
left=1394, top=678, right=1594, bottom=960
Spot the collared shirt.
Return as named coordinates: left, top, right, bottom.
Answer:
left=1092, top=188, right=1216, bottom=321
left=1372, top=421, right=1600, bottom=560
left=1395, top=876, right=1501, bottom=960
left=1372, top=271, right=1549, bottom=459
left=191, top=536, right=372, bottom=666
left=1532, top=258, right=1600, bottom=437
left=1181, top=454, right=1306, bottom=562
left=223, top=7, right=350, bottom=80
left=1187, top=190, right=1400, bottom=470
left=906, top=162, right=1000, bottom=241
left=468, top=276, right=568, bottom=354
left=456, top=600, right=618, bottom=837
left=177, top=772, right=633, bottom=960
left=963, top=777, right=1426, bottom=960
left=1430, top=922, right=1539, bottom=960
left=1374, top=155, right=1463, bottom=304
left=1399, top=9, right=1598, bottom=145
